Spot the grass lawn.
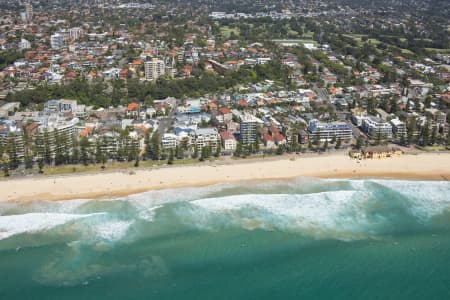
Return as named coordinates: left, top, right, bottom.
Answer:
left=380, top=35, right=407, bottom=42
left=287, top=29, right=300, bottom=37
left=417, top=145, right=448, bottom=152
left=342, top=34, right=381, bottom=46
left=302, top=31, right=314, bottom=38
left=367, top=38, right=381, bottom=45
left=220, top=26, right=240, bottom=38
left=34, top=158, right=219, bottom=176
left=425, top=48, right=450, bottom=54
left=400, top=48, right=415, bottom=55
left=343, top=34, right=366, bottom=38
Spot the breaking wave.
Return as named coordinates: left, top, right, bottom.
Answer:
left=0, top=178, right=449, bottom=246
left=1, top=177, right=450, bottom=287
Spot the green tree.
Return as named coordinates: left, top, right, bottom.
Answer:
left=7, top=134, right=19, bottom=169
left=323, top=139, right=329, bottom=151
left=80, top=136, right=90, bottom=166
left=234, top=142, right=243, bottom=157
left=176, top=145, right=184, bottom=160
left=215, top=142, right=221, bottom=157
left=71, top=136, right=80, bottom=164
left=54, top=129, right=65, bottom=166
left=38, top=159, right=44, bottom=174
left=290, top=128, right=298, bottom=152
left=192, top=144, right=199, bottom=159
left=144, top=131, right=151, bottom=160
left=407, top=118, right=417, bottom=145
left=128, top=139, right=138, bottom=162
left=150, top=132, right=160, bottom=160
left=367, top=98, right=376, bottom=115
left=401, top=76, right=410, bottom=96
left=1, top=153, right=10, bottom=177
left=168, top=149, right=174, bottom=165
left=23, top=128, right=33, bottom=169
left=313, top=129, right=321, bottom=146
left=134, top=152, right=140, bottom=167
left=431, top=126, right=437, bottom=145
left=421, top=123, right=430, bottom=146
left=400, top=133, right=407, bottom=146
left=424, top=96, right=432, bottom=109
left=356, top=137, right=364, bottom=149
left=389, top=97, right=398, bottom=113
left=376, top=129, right=383, bottom=145
left=43, top=129, right=52, bottom=165
left=96, top=139, right=106, bottom=166
left=335, top=138, right=342, bottom=149
left=254, top=134, right=260, bottom=152
left=200, top=147, right=207, bottom=161
left=276, top=144, right=284, bottom=155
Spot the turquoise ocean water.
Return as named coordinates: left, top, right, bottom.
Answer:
left=1, top=178, right=450, bottom=299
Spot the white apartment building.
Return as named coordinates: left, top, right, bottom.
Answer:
left=34, top=118, right=78, bottom=158
left=145, top=58, right=165, bottom=81
left=191, top=128, right=220, bottom=150
left=69, top=27, right=83, bottom=41
left=220, top=131, right=237, bottom=151
left=307, top=119, right=352, bottom=142
left=0, top=126, right=25, bottom=160
left=25, top=2, right=33, bottom=20
left=390, top=118, right=407, bottom=139
left=19, top=38, right=31, bottom=50
left=50, top=33, right=64, bottom=50
left=362, top=116, right=393, bottom=139
left=161, top=133, right=178, bottom=149
left=240, top=114, right=260, bottom=145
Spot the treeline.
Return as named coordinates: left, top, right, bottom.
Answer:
left=0, top=127, right=143, bottom=175
left=214, top=17, right=318, bottom=42
left=7, top=61, right=292, bottom=108
left=0, top=50, right=24, bottom=69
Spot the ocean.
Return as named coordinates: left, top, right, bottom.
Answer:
left=0, top=177, right=450, bottom=299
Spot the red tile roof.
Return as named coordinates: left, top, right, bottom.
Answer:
left=127, top=102, right=139, bottom=111
left=220, top=131, right=235, bottom=140
left=80, top=127, right=93, bottom=137
left=239, top=100, right=248, bottom=107
left=274, top=133, right=285, bottom=142
left=218, top=107, right=231, bottom=114
left=263, top=133, right=273, bottom=142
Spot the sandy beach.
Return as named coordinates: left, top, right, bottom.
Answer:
left=0, top=152, right=449, bottom=202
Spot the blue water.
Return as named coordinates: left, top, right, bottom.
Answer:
left=1, top=178, right=450, bottom=299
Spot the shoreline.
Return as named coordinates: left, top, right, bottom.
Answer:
left=1, top=152, right=449, bottom=202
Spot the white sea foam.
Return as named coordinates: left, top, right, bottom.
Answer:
left=369, top=179, right=450, bottom=219
left=2, top=179, right=448, bottom=244
left=127, top=184, right=230, bottom=202
left=0, top=199, right=95, bottom=219
left=118, top=184, right=239, bottom=219
left=0, top=211, right=133, bottom=243
left=187, top=190, right=375, bottom=239
left=0, top=212, right=100, bottom=240
left=90, top=220, right=134, bottom=242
